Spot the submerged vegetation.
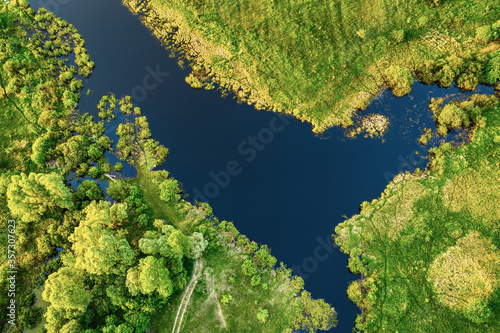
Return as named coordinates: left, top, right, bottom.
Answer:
left=0, top=2, right=335, bottom=333
left=124, top=0, right=500, bottom=132
left=335, top=96, right=500, bottom=331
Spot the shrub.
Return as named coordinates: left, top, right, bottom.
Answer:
left=114, top=162, right=124, bottom=172
left=185, top=73, right=203, bottom=89
left=221, top=293, right=233, bottom=305
left=417, top=16, right=428, bottom=27
left=256, top=308, right=269, bottom=323
left=391, top=30, right=405, bottom=43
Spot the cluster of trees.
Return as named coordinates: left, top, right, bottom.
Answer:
left=476, top=20, right=500, bottom=43
left=196, top=218, right=337, bottom=332
left=40, top=200, right=207, bottom=332
left=429, top=94, right=498, bottom=136
left=384, top=66, right=414, bottom=97
left=114, top=98, right=169, bottom=170
left=417, top=47, right=500, bottom=91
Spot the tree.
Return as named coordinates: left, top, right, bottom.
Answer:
left=241, top=259, right=258, bottom=276
left=294, top=291, right=337, bottom=332
left=126, top=256, right=174, bottom=298
left=69, top=202, right=135, bottom=274
left=254, top=245, right=277, bottom=269
left=31, top=135, right=52, bottom=167
left=476, top=25, right=493, bottom=43
left=384, top=66, right=413, bottom=97
left=75, top=233, right=136, bottom=275
left=56, top=135, right=90, bottom=170
left=485, top=51, right=500, bottom=85
left=188, top=232, right=208, bottom=259
left=158, top=178, right=181, bottom=202
left=7, top=172, right=73, bottom=222
left=167, top=229, right=191, bottom=258
left=42, top=267, right=90, bottom=312
left=75, top=179, right=103, bottom=202
left=256, top=308, right=269, bottom=323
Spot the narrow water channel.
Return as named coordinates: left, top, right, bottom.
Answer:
left=29, top=0, right=494, bottom=331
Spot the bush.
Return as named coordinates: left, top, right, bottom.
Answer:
left=221, top=293, right=233, bottom=305
left=241, top=259, right=258, bottom=276
left=391, top=30, right=405, bottom=43
left=185, top=73, right=204, bottom=89
left=476, top=25, right=494, bottom=43
left=114, top=162, right=124, bottom=172
left=256, top=308, right=269, bottom=323
left=417, top=16, right=428, bottom=27
left=384, top=66, right=413, bottom=97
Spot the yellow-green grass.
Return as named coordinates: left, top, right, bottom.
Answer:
left=150, top=249, right=302, bottom=333
left=335, top=104, right=500, bottom=331
left=124, top=0, right=500, bottom=132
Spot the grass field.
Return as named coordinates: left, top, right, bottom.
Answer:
left=124, top=0, right=500, bottom=132
left=150, top=248, right=303, bottom=333
left=335, top=101, right=500, bottom=332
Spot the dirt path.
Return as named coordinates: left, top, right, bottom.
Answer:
left=203, top=267, right=227, bottom=328
left=171, top=258, right=203, bottom=333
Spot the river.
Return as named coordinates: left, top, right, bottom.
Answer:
left=28, top=0, right=494, bottom=332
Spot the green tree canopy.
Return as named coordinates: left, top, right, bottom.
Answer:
left=384, top=65, right=414, bottom=97
left=42, top=267, right=90, bottom=312
left=126, top=256, right=174, bottom=298
left=7, top=172, right=73, bottom=222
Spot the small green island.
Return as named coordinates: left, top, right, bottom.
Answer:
left=1, top=0, right=500, bottom=332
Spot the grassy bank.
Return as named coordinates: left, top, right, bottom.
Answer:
left=123, top=0, right=500, bottom=132
left=335, top=97, right=500, bottom=332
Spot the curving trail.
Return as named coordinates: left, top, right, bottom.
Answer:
left=171, top=258, right=203, bottom=333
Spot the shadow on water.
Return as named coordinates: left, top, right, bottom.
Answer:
left=28, top=0, right=495, bottom=331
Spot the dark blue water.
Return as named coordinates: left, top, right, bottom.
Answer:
left=29, top=1, right=494, bottom=332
